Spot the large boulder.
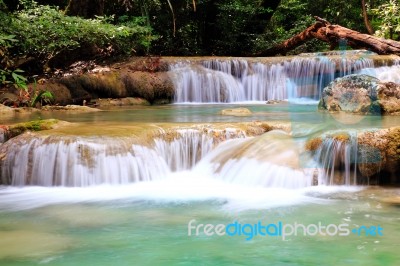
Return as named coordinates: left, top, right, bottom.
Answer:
left=319, top=74, right=400, bottom=114
left=122, top=71, right=174, bottom=104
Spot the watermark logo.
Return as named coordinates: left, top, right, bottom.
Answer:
left=187, top=219, right=383, bottom=241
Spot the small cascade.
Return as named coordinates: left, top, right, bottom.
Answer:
left=193, top=130, right=315, bottom=188
left=358, top=65, right=400, bottom=84
left=0, top=127, right=249, bottom=187
left=168, top=53, right=375, bottom=103
left=169, top=63, right=245, bottom=102
left=0, top=135, right=170, bottom=186
left=154, top=127, right=246, bottom=171
left=312, top=132, right=359, bottom=185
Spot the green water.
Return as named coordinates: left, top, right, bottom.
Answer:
left=2, top=104, right=399, bottom=131
left=0, top=188, right=399, bottom=266
left=1, top=103, right=400, bottom=265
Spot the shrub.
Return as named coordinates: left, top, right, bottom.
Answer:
left=0, top=2, right=155, bottom=71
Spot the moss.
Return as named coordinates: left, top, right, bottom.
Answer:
left=7, top=119, right=59, bottom=139
left=305, top=137, right=323, bottom=152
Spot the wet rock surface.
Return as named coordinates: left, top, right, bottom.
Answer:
left=306, top=127, right=400, bottom=185
left=319, top=74, right=400, bottom=114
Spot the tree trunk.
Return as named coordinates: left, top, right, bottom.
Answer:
left=258, top=17, right=400, bottom=56
left=361, top=0, right=374, bottom=34
left=65, top=0, right=105, bottom=18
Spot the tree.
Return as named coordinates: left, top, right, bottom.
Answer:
left=362, top=0, right=374, bottom=34
left=259, top=16, right=400, bottom=56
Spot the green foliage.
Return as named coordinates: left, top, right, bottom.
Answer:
left=213, top=0, right=273, bottom=55
left=30, top=88, right=54, bottom=107
left=268, top=0, right=329, bottom=54
left=0, top=34, right=28, bottom=90
left=0, top=2, right=154, bottom=71
left=371, top=0, right=400, bottom=39
left=313, top=0, right=364, bottom=31
left=0, top=34, right=17, bottom=69
left=0, top=0, right=391, bottom=60
left=1, top=81, right=54, bottom=107
left=0, top=0, right=6, bottom=10
left=0, top=69, right=27, bottom=89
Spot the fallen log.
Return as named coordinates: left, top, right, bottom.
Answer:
left=259, top=16, right=400, bottom=56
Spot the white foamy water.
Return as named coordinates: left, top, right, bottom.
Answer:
left=194, top=131, right=315, bottom=189
left=358, top=65, right=400, bottom=83
left=0, top=128, right=248, bottom=186
left=0, top=171, right=334, bottom=212
left=1, top=137, right=170, bottom=186
left=169, top=56, right=374, bottom=103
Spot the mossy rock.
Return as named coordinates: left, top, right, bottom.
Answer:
left=305, top=137, right=323, bottom=152
left=6, top=119, right=60, bottom=139
left=62, top=72, right=127, bottom=98
left=122, top=71, right=174, bottom=103
left=35, top=83, right=72, bottom=105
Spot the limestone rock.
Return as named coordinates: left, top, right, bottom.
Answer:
left=0, top=104, right=13, bottom=114
left=319, top=74, right=400, bottom=114
left=220, top=108, right=252, bottom=116
left=41, top=105, right=101, bottom=113
left=122, top=71, right=174, bottom=103
left=95, top=97, right=150, bottom=107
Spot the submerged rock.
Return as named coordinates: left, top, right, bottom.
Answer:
left=220, top=108, right=252, bottom=116
left=41, top=105, right=101, bottom=113
left=5, top=119, right=66, bottom=140
left=319, top=74, right=400, bottom=114
left=95, top=97, right=150, bottom=107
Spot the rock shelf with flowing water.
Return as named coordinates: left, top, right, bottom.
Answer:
left=0, top=123, right=271, bottom=186
left=167, top=52, right=399, bottom=103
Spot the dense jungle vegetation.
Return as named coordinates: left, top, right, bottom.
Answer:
left=0, top=0, right=399, bottom=78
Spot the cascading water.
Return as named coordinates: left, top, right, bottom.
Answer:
left=0, top=127, right=248, bottom=187
left=312, top=132, right=359, bottom=186
left=168, top=54, right=374, bottom=103
left=193, top=130, right=316, bottom=188
left=358, top=65, right=400, bottom=83
left=0, top=135, right=170, bottom=186
left=154, top=128, right=246, bottom=171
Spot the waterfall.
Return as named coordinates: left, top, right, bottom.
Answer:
left=358, top=65, right=400, bottom=84
left=312, top=132, right=359, bottom=186
left=2, top=127, right=383, bottom=188
left=154, top=128, right=246, bottom=171
left=1, top=135, right=170, bottom=186
left=168, top=54, right=374, bottom=103
left=0, top=127, right=248, bottom=187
